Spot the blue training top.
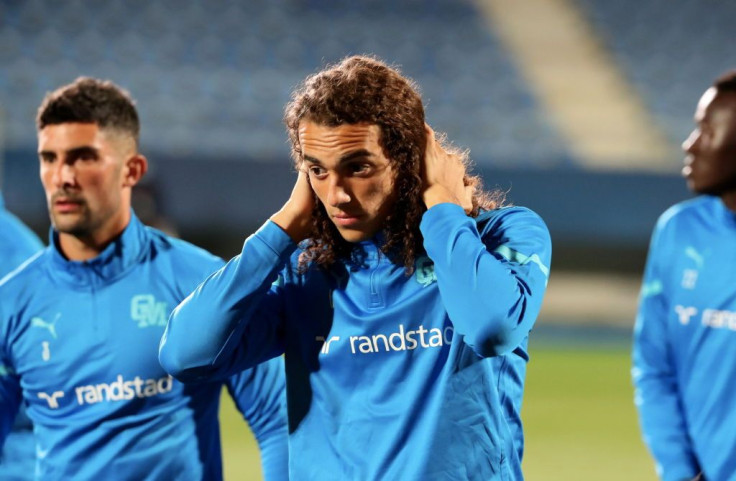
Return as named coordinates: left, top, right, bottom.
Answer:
left=161, top=202, right=551, bottom=480
left=0, top=193, right=43, bottom=279
left=0, top=211, right=288, bottom=480
left=634, top=195, right=736, bottom=481
left=0, top=192, right=44, bottom=480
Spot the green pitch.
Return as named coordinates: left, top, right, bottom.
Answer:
left=219, top=392, right=264, bottom=481
left=219, top=345, right=658, bottom=480
left=522, top=345, right=657, bottom=480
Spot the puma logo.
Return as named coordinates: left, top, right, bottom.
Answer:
left=684, top=247, right=705, bottom=269
left=31, top=314, right=61, bottom=339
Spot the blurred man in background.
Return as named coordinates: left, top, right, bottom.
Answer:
left=633, top=71, right=736, bottom=481
left=161, top=55, right=551, bottom=480
left=0, top=196, right=43, bottom=279
left=0, top=77, right=288, bottom=480
left=0, top=188, right=43, bottom=479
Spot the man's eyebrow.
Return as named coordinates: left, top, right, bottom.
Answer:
left=303, top=154, right=323, bottom=165
left=303, top=149, right=374, bottom=165
left=38, top=146, right=99, bottom=157
left=340, top=149, right=373, bottom=163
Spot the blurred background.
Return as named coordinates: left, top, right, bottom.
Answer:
left=2, top=0, right=734, bottom=479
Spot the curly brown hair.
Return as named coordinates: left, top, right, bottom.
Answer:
left=284, top=55, right=503, bottom=272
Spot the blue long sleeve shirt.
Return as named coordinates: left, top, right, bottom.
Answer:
left=0, top=193, right=44, bottom=480
left=0, top=194, right=43, bottom=279
left=633, top=195, right=736, bottom=481
left=0, top=212, right=288, bottom=480
left=161, top=203, right=551, bottom=480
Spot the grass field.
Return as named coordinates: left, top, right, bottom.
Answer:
left=522, top=345, right=656, bottom=480
left=219, top=344, right=658, bottom=480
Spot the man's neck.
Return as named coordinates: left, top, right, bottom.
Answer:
left=58, top=218, right=130, bottom=261
left=722, top=191, right=736, bottom=213
left=59, top=233, right=113, bottom=261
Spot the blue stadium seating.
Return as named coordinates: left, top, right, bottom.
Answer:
left=576, top=0, right=736, bottom=146
left=0, top=0, right=568, bottom=167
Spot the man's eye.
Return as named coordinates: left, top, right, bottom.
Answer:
left=350, top=164, right=370, bottom=174
left=309, top=166, right=327, bottom=178
left=78, top=153, right=97, bottom=162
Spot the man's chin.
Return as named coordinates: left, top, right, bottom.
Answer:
left=338, top=232, right=368, bottom=243
left=50, top=217, right=88, bottom=237
left=335, top=227, right=372, bottom=243
left=689, top=176, right=736, bottom=197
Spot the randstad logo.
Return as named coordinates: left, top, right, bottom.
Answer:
left=350, top=324, right=453, bottom=354
left=131, top=295, right=168, bottom=328
left=38, top=391, right=64, bottom=409
left=317, top=324, right=454, bottom=355
left=75, top=375, right=173, bottom=405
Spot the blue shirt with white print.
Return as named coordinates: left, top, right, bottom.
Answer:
left=634, top=195, right=736, bottom=481
left=0, top=192, right=44, bottom=481
left=0, top=211, right=288, bottom=481
left=161, top=203, right=551, bottom=480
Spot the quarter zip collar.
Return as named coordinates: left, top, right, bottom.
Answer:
left=47, top=210, right=148, bottom=288
left=344, top=232, right=387, bottom=270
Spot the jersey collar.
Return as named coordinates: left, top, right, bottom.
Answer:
left=47, top=210, right=148, bottom=287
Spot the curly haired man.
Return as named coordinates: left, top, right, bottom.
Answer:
left=161, top=55, right=552, bottom=481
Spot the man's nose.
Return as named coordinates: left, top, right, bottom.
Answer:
left=52, top=161, right=76, bottom=188
left=326, top=177, right=351, bottom=207
left=682, top=130, right=700, bottom=154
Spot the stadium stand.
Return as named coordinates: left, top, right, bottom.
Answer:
left=0, top=0, right=568, bottom=166
left=575, top=0, right=736, bottom=146
left=2, top=0, right=724, bottom=264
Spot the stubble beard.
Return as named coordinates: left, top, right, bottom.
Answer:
left=49, top=202, right=96, bottom=238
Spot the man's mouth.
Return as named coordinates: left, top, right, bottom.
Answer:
left=682, top=156, right=694, bottom=178
left=332, top=213, right=362, bottom=227
left=53, top=196, right=84, bottom=213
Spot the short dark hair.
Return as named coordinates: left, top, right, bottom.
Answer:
left=37, top=77, right=140, bottom=146
left=284, top=55, right=501, bottom=272
left=714, top=70, right=736, bottom=93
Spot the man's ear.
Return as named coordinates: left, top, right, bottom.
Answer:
left=123, top=154, right=148, bottom=188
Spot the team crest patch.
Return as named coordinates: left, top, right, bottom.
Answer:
left=131, top=295, right=168, bottom=328
left=415, top=256, right=437, bottom=287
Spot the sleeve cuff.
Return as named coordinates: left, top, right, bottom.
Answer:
left=250, top=221, right=298, bottom=259
left=420, top=202, right=471, bottom=252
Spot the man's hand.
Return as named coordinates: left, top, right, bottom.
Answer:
left=270, top=164, right=315, bottom=242
left=421, top=125, right=474, bottom=213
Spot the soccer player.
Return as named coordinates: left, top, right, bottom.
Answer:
left=633, top=71, right=736, bottom=480
left=0, top=192, right=43, bottom=480
left=0, top=78, right=288, bottom=480
left=160, top=55, right=551, bottom=480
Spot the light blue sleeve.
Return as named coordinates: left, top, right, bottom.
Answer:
left=159, top=221, right=296, bottom=382
left=632, top=218, right=700, bottom=481
left=420, top=203, right=551, bottom=357
left=0, top=301, right=22, bottom=448
left=0, top=207, right=41, bottom=477
left=0, top=209, right=44, bottom=279
left=225, top=356, right=288, bottom=481
left=0, top=364, right=22, bottom=449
